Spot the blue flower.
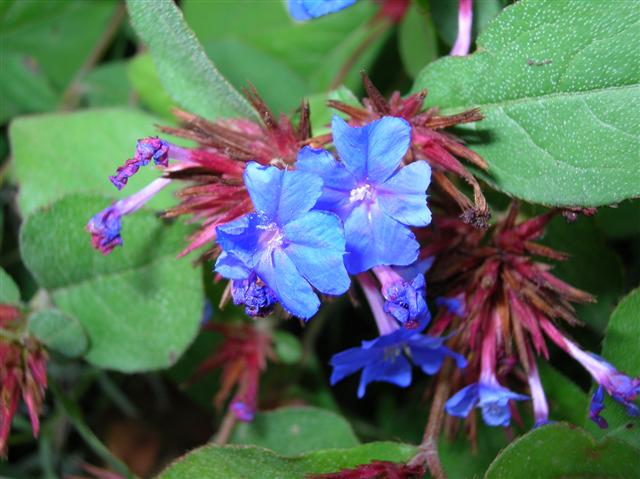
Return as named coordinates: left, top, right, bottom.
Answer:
left=381, top=273, right=428, bottom=326
left=445, top=378, right=528, bottom=427
left=330, top=321, right=466, bottom=398
left=215, top=162, right=350, bottom=320
left=296, top=116, right=431, bottom=274
left=288, top=0, right=357, bottom=21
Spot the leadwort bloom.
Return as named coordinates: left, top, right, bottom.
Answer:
left=297, top=115, right=431, bottom=273
left=215, top=162, right=350, bottom=320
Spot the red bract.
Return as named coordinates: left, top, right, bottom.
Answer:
left=190, top=323, right=274, bottom=422
left=328, top=74, right=489, bottom=228
left=309, top=460, right=425, bottom=479
left=0, top=305, right=48, bottom=457
left=160, top=88, right=312, bottom=259
left=423, top=203, right=595, bottom=434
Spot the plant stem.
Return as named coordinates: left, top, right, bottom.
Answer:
left=213, top=409, right=237, bottom=445
left=408, top=361, right=452, bottom=479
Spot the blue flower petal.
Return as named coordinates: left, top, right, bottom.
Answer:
left=216, top=214, right=262, bottom=269
left=255, top=248, right=320, bottom=319
left=445, top=383, right=480, bottom=418
left=332, top=116, right=411, bottom=184
left=409, top=339, right=448, bottom=375
left=330, top=347, right=372, bottom=385
left=288, top=0, right=356, bottom=21
left=243, top=162, right=322, bottom=224
left=377, top=160, right=432, bottom=227
left=343, top=202, right=419, bottom=273
left=214, top=251, right=251, bottom=280
left=283, top=211, right=350, bottom=295
left=358, top=353, right=412, bottom=398
left=295, top=146, right=356, bottom=215
left=480, top=399, right=513, bottom=427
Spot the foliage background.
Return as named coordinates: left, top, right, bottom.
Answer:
left=0, top=0, right=638, bottom=478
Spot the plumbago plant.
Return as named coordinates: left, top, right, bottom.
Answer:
left=1, top=0, right=640, bottom=477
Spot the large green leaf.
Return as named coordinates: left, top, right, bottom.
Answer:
left=585, top=288, right=640, bottom=448
left=28, top=308, right=89, bottom=358
left=537, top=362, right=588, bottom=426
left=541, top=215, right=624, bottom=332
left=127, top=54, right=174, bottom=120
left=414, top=0, right=640, bottom=206
left=182, top=0, right=387, bottom=93
left=20, top=194, right=203, bottom=371
left=126, top=0, right=256, bottom=121
left=158, top=442, right=417, bottom=479
left=399, top=2, right=438, bottom=79
left=230, top=406, right=359, bottom=455
left=9, top=108, right=176, bottom=217
left=0, top=0, right=117, bottom=122
left=485, top=423, right=640, bottom=479
left=82, top=61, right=132, bottom=108
left=0, top=267, right=20, bottom=304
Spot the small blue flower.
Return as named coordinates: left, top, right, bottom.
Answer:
left=446, top=378, right=528, bottom=427
left=215, top=162, right=350, bottom=320
left=297, top=116, right=431, bottom=274
left=330, top=321, right=466, bottom=398
left=589, top=385, right=608, bottom=428
left=288, top=0, right=357, bottom=21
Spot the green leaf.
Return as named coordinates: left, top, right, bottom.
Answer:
left=414, top=0, right=640, bottom=206
left=82, top=61, right=132, bottom=108
left=399, top=3, right=438, bottom=78
left=428, top=0, right=502, bottom=46
left=596, top=201, right=640, bottom=239
left=127, top=54, right=174, bottom=120
left=158, top=442, right=417, bottom=479
left=203, top=40, right=308, bottom=115
left=230, top=406, right=359, bottom=455
left=541, top=215, right=624, bottom=332
left=0, top=267, right=20, bottom=304
left=182, top=0, right=388, bottom=92
left=0, top=0, right=117, bottom=121
left=485, top=423, right=640, bottom=479
left=440, top=426, right=507, bottom=479
left=20, top=194, right=203, bottom=371
left=126, top=0, right=256, bottom=120
left=272, top=331, right=303, bottom=365
left=9, top=108, right=176, bottom=217
left=308, top=86, right=361, bottom=136
left=28, top=308, right=89, bottom=358
left=585, top=288, right=640, bottom=448
left=537, top=362, right=588, bottom=426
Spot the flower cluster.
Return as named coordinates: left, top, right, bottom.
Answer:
left=0, top=305, right=48, bottom=456
left=420, top=204, right=639, bottom=431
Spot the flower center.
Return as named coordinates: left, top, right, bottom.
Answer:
left=350, top=183, right=375, bottom=203
left=258, top=221, right=285, bottom=250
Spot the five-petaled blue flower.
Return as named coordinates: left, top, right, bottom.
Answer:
left=445, top=377, right=529, bottom=427
left=330, top=320, right=466, bottom=398
left=215, top=162, right=350, bottom=320
left=288, top=0, right=356, bottom=21
left=297, top=116, right=431, bottom=274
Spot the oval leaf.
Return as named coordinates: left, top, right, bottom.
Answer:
left=414, top=0, right=640, bottom=206
left=159, top=442, right=417, bottom=479
left=230, top=406, right=359, bottom=455
left=20, top=194, right=203, bottom=372
left=485, top=423, right=640, bottom=479
left=0, top=268, right=20, bottom=305
left=28, top=308, right=89, bottom=358
left=126, top=0, right=256, bottom=121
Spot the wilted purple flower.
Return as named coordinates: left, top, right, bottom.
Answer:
left=450, top=0, right=473, bottom=56
left=109, top=137, right=170, bottom=190
left=373, top=266, right=428, bottom=328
